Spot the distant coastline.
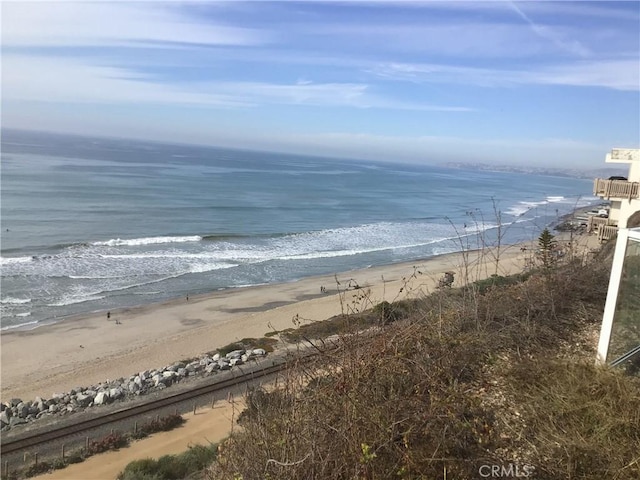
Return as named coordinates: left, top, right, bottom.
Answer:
left=441, top=161, right=627, bottom=180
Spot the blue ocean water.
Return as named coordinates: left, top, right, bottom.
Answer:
left=1, top=129, right=596, bottom=329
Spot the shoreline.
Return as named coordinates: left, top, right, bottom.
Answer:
left=0, top=248, right=484, bottom=334
left=1, top=233, right=599, bottom=402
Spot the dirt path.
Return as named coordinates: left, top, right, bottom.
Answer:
left=31, top=400, right=244, bottom=480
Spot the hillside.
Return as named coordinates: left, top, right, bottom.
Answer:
left=206, top=250, right=640, bottom=480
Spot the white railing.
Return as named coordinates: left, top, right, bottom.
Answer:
left=593, top=179, right=640, bottom=200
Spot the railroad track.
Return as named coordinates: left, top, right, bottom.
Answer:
left=0, top=358, right=288, bottom=456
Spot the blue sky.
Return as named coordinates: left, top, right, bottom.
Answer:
left=2, top=1, right=639, bottom=168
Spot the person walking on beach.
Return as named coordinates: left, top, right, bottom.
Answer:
left=107, top=311, right=111, bottom=320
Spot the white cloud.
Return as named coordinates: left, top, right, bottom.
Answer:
left=2, top=54, right=472, bottom=112
left=2, top=55, right=251, bottom=107
left=2, top=2, right=269, bottom=48
left=508, top=2, right=590, bottom=57
left=370, top=59, right=640, bottom=91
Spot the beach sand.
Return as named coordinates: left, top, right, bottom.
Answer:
left=30, top=400, right=244, bottom=480
left=1, top=233, right=599, bottom=402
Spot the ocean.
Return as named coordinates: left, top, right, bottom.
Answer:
left=1, top=129, right=597, bottom=330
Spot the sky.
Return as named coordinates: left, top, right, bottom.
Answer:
left=2, top=1, right=639, bottom=168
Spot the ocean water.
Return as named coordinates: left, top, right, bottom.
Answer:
left=1, top=129, right=597, bottom=330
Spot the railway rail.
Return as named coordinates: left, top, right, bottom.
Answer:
left=0, top=358, right=288, bottom=457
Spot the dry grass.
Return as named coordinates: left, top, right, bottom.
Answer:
left=205, top=251, right=640, bottom=479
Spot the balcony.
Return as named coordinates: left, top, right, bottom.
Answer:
left=588, top=216, right=618, bottom=242
left=594, top=179, right=640, bottom=200
left=599, top=225, right=619, bottom=242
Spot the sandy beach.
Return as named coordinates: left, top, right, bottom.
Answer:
left=1, top=234, right=598, bottom=402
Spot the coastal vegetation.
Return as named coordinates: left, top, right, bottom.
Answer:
left=4, top=414, right=185, bottom=479
left=116, top=445, right=217, bottom=480
left=205, top=244, right=640, bottom=479
left=9, top=231, right=640, bottom=479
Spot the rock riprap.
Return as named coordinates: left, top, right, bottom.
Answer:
left=0, top=347, right=267, bottom=431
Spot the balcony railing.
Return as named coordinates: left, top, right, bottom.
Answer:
left=593, top=179, right=640, bottom=200
left=599, top=225, right=619, bottom=242
left=588, top=216, right=609, bottom=232
left=588, top=216, right=619, bottom=242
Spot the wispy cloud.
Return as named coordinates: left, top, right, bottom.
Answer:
left=2, top=55, right=251, bottom=107
left=2, top=54, right=472, bottom=112
left=2, top=1, right=637, bottom=167
left=290, top=20, right=590, bottom=58
left=2, top=2, right=270, bottom=48
left=370, top=59, right=640, bottom=91
left=508, top=2, right=590, bottom=57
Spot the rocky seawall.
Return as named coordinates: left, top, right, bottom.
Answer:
left=0, top=347, right=267, bottom=432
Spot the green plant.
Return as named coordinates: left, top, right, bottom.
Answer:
left=23, top=461, right=51, bottom=478
left=117, top=444, right=217, bottom=480
left=537, top=228, right=558, bottom=268
left=372, top=301, right=399, bottom=325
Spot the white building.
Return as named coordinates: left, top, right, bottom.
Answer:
left=596, top=226, right=640, bottom=369
left=591, top=148, right=640, bottom=241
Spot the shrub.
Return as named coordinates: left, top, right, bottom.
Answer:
left=88, top=431, right=129, bottom=455
left=117, top=444, right=217, bottom=480
left=208, top=256, right=638, bottom=479
left=139, top=414, right=184, bottom=436
left=371, top=300, right=399, bottom=324
left=23, top=461, right=51, bottom=478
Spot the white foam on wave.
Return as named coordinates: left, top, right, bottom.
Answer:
left=0, top=256, right=33, bottom=265
left=92, top=235, right=203, bottom=247
left=47, top=294, right=106, bottom=307
left=505, top=196, right=569, bottom=217
left=1, top=297, right=31, bottom=304
left=1, top=320, right=39, bottom=331
left=69, top=274, right=131, bottom=279
left=276, top=237, right=461, bottom=262
left=188, top=262, right=239, bottom=273
left=505, top=204, right=534, bottom=217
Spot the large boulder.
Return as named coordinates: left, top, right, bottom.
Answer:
left=75, top=393, right=93, bottom=407
left=226, top=350, right=244, bottom=360
left=51, top=393, right=65, bottom=403
left=16, top=402, right=29, bottom=418
left=0, top=410, right=10, bottom=426
left=252, top=348, right=266, bottom=356
left=94, top=391, right=110, bottom=405
left=205, top=363, right=220, bottom=374
left=168, top=362, right=185, bottom=372
left=109, top=388, right=124, bottom=400
left=161, top=371, right=176, bottom=386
